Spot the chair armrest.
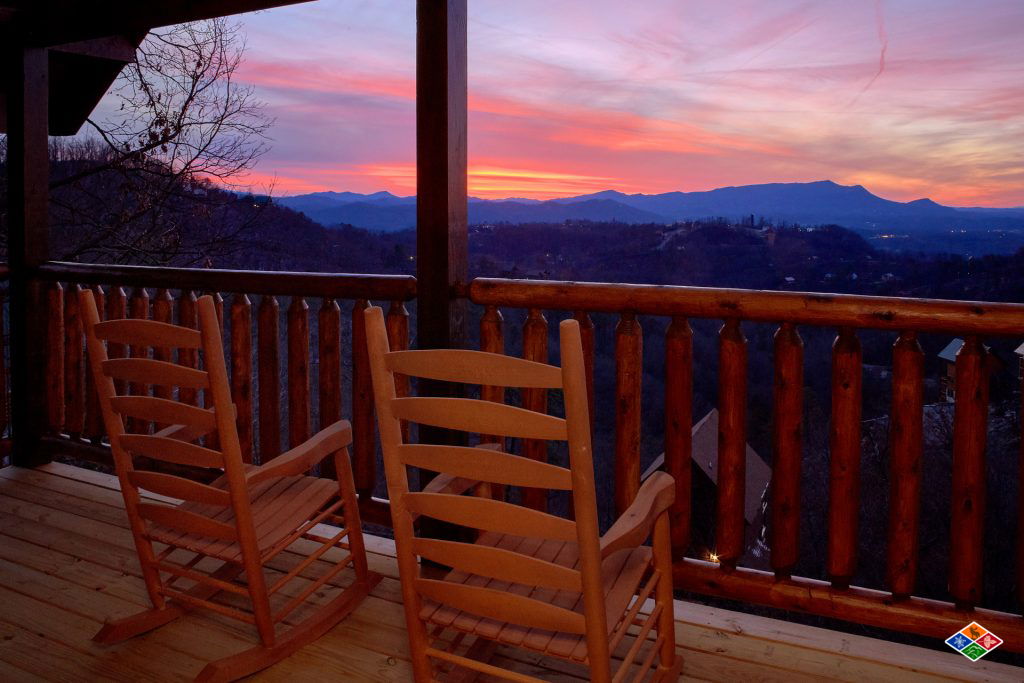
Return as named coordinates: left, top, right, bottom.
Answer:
left=246, top=420, right=353, bottom=486
left=599, top=471, right=675, bottom=559
left=419, top=442, right=502, bottom=496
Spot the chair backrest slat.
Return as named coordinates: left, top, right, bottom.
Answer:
left=127, top=470, right=232, bottom=506
left=412, top=538, right=582, bottom=591
left=93, top=318, right=202, bottom=349
left=110, top=396, right=217, bottom=432
left=404, top=493, right=578, bottom=541
left=117, top=434, right=222, bottom=468
left=136, top=503, right=237, bottom=539
left=397, top=444, right=573, bottom=491
left=102, top=357, right=211, bottom=389
left=390, top=397, right=568, bottom=441
left=384, top=349, right=563, bottom=388
left=414, top=578, right=587, bottom=634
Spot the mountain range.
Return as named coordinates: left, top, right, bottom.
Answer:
left=275, top=180, right=1024, bottom=245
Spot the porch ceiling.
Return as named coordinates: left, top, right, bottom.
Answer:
left=0, top=0, right=313, bottom=135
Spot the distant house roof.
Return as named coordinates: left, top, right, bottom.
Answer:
left=938, top=337, right=1001, bottom=365
left=690, top=409, right=771, bottom=524
left=938, top=338, right=964, bottom=363
left=1016, top=342, right=1024, bottom=356
left=642, top=409, right=770, bottom=524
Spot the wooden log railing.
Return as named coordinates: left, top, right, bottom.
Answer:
left=34, top=261, right=416, bottom=526
left=20, top=262, right=1024, bottom=649
left=0, top=266, right=9, bottom=447
left=468, top=276, right=1024, bottom=652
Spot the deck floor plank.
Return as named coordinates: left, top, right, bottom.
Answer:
left=1, top=463, right=1021, bottom=682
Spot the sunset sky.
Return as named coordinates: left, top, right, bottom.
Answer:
left=229, top=0, right=1023, bottom=206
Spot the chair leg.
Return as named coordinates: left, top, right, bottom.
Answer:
left=652, top=513, right=683, bottom=678
left=334, top=446, right=369, bottom=581
left=195, top=570, right=381, bottom=683
left=94, top=561, right=245, bottom=645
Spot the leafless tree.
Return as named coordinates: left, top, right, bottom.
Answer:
left=43, top=18, right=274, bottom=265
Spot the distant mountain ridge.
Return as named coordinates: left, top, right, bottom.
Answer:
left=275, top=180, right=1024, bottom=240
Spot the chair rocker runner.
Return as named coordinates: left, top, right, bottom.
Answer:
left=365, top=306, right=684, bottom=682
left=80, top=289, right=379, bottom=682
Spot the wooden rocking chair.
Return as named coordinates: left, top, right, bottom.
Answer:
left=80, top=289, right=380, bottom=682
left=365, top=306, right=683, bottom=682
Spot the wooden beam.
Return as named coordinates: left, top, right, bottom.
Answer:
left=5, top=46, right=51, bottom=466
left=415, top=0, right=468, bottom=546
left=416, top=0, right=468, bottom=356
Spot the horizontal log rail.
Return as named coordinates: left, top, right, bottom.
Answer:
left=470, top=277, right=1024, bottom=336
left=33, top=262, right=414, bottom=527
left=467, top=276, right=1024, bottom=652
left=36, top=261, right=416, bottom=301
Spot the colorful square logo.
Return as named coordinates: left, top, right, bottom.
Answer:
left=946, top=622, right=1001, bottom=661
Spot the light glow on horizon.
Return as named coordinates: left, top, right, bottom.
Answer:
left=213, top=0, right=1023, bottom=205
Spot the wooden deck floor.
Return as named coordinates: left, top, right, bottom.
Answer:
left=0, top=462, right=1020, bottom=682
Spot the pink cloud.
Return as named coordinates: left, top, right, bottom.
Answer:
left=227, top=0, right=1024, bottom=206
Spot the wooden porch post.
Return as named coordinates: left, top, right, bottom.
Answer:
left=415, top=1, right=467, bottom=547
left=416, top=0, right=468, bottom=355
left=5, top=46, right=52, bottom=466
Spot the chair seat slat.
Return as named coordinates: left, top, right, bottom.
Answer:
left=138, top=503, right=237, bottom=540
left=102, top=358, right=210, bottom=389
left=415, top=578, right=586, bottom=634
left=111, top=396, right=218, bottom=432
left=413, top=538, right=582, bottom=592
left=390, top=397, right=567, bottom=441
left=403, top=493, right=577, bottom=541
left=128, top=470, right=231, bottom=506
left=385, top=349, right=562, bottom=388
left=118, top=434, right=223, bottom=468
left=397, top=444, right=572, bottom=490
left=93, top=318, right=202, bottom=349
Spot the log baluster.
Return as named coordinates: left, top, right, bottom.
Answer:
left=211, top=292, right=225, bottom=326
left=716, top=318, right=747, bottom=569
left=351, top=299, right=374, bottom=497
left=0, top=292, right=7, bottom=438
left=827, top=327, right=863, bottom=588
left=257, top=295, right=281, bottom=462
left=664, top=316, right=693, bottom=559
left=573, top=310, right=596, bottom=430
left=770, top=322, right=803, bottom=578
left=521, top=308, right=549, bottom=511
left=105, top=287, right=128, bottom=397
left=83, top=285, right=106, bottom=443
left=614, top=311, right=643, bottom=516
left=45, top=282, right=65, bottom=434
left=287, top=296, right=310, bottom=451
left=479, top=304, right=506, bottom=500
left=886, top=331, right=924, bottom=598
left=317, top=298, right=342, bottom=478
left=151, top=289, right=174, bottom=402
left=386, top=300, right=410, bottom=441
left=63, top=284, right=84, bottom=439
left=203, top=293, right=225, bottom=450
left=949, top=336, right=989, bottom=608
left=127, top=287, right=151, bottom=434
left=1019, top=363, right=1024, bottom=612
left=230, top=294, right=254, bottom=462
left=177, top=291, right=199, bottom=406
